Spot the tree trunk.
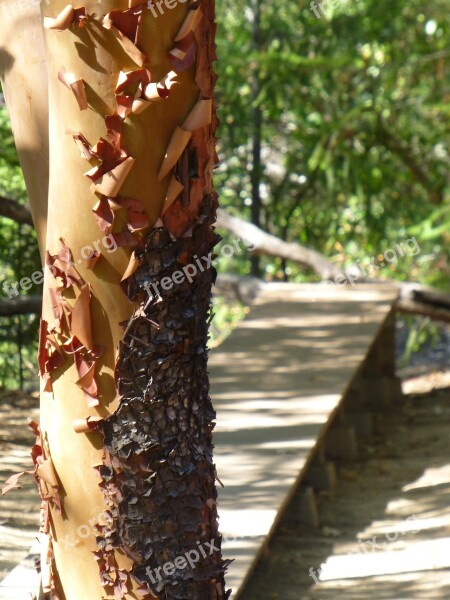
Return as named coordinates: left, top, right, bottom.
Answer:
left=249, top=0, right=262, bottom=278
left=0, top=0, right=49, bottom=253
left=2, top=2, right=228, bottom=599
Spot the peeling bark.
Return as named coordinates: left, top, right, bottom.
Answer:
left=98, top=201, right=229, bottom=599
left=2, top=1, right=228, bottom=598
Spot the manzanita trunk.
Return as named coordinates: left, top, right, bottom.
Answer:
left=1, top=1, right=229, bottom=599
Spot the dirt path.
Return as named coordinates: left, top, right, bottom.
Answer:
left=243, top=370, right=450, bottom=600
left=0, top=391, right=39, bottom=582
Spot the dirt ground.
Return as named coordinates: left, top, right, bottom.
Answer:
left=242, top=369, right=450, bottom=600
left=0, top=392, right=39, bottom=581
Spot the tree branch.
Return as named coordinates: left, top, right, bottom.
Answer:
left=215, top=210, right=450, bottom=322
left=0, top=197, right=33, bottom=226
left=377, top=120, right=444, bottom=204
left=0, top=295, right=42, bottom=316
left=216, top=208, right=344, bottom=279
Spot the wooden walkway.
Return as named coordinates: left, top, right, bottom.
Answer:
left=211, top=283, right=399, bottom=596
left=0, top=283, right=400, bottom=598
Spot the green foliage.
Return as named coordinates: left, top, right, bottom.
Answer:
left=398, top=315, right=443, bottom=367
left=210, top=296, right=249, bottom=347
left=0, top=1, right=449, bottom=387
left=215, top=0, right=450, bottom=288
left=0, top=101, right=40, bottom=389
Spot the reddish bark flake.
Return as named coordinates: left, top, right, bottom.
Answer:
left=73, top=416, right=103, bottom=434
left=92, top=197, right=115, bottom=234
left=43, top=5, right=75, bottom=31
left=58, top=68, right=88, bottom=111
left=71, top=283, right=93, bottom=350
left=2, top=470, right=34, bottom=495
left=102, top=7, right=146, bottom=66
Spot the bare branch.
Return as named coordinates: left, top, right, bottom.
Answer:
left=0, top=295, right=42, bottom=316
left=216, top=208, right=343, bottom=279
left=0, top=197, right=33, bottom=226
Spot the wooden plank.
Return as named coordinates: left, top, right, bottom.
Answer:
left=304, top=461, right=337, bottom=492
left=297, top=486, right=320, bottom=527
left=324, top=426, right=359, bottom=461
left=211, top=283, right=398, bottom=597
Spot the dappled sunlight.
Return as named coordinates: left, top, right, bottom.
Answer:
left=219, top=510, right=277, bottom=538
left=211, top=284, right=397, bottom=593
left=215, top=393, right=339, bottom=432
left=306, top=453, right=450, bottom=598
left=311, top=570, right=450, bottom=599
left=402, top=464, right=450, bottom=491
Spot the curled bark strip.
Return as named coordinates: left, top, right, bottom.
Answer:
left=131, top=98, right=151, bottom=115
left=85, top=249, right=101, bottom=270
left=71, top=283, right=93, bottom=350
left=38, top=319, right=65, bottom=392
left=121, top=252, right=141, bottom=283
left=92, top=197, right=115, bottom=233
left=58, top=68, right=88, bottom=111
left=73, top=416, right=104, bottom=434
left=158, top=99, right=210, bottom=183
left=43, top=5, right=75, bottom=31
left=71, top=132, right=96, bottom=160
left=40, top=533, right=54, bottom=594
left=162, top=175, right=184, bottom=215
left=103, top=7, right=146, bottom=66
left=90, top=156, right=135, bottom=197
left=75, top=360, right=97, bottom=396
left=36, top=458, right=59, bottom=488
left=45, top=240, right=83, bottom=291
left=2, top=470, right=34, bottom=495
left=84, top=138, right=127, bottom=182
left=158, top=127, right=192, bottom=181
left=144, top=71, right=178, bottom=101
left=183, top=98, right=213, bottom=131
left=175, top=5, right=203, bottom=41
left=169, top=34, right=197, bottom=72
left=44, top=5, right=86, bottom=31
left=116, top=68, right=152, bottom=95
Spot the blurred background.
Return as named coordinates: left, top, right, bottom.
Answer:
left=0, top=0, right=448, bottom=387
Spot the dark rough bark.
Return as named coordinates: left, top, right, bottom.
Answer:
left=97, top=196, right=230, bottom=599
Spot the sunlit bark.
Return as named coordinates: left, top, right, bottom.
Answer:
left=2, top=1, right=228, bottom=598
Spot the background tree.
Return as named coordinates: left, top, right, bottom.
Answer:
left=215, top=0, right=449, bottom=285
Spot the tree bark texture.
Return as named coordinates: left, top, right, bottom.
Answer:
left=2, top=2, right=229, bottom=599
left=0, top=0, right=49, bottom=253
